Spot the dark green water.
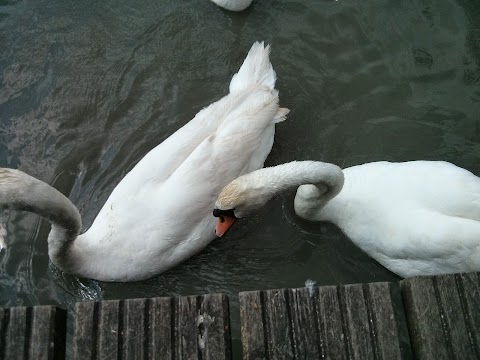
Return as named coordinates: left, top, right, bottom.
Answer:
left=0, top=0, right=479, bottom=356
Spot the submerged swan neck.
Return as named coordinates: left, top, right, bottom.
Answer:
left=0, top=168, right=81, bottom=259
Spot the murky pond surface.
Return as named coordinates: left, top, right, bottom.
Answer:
left=1, top=0, right=479, bottom=356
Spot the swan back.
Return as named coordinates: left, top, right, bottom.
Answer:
left=321, top=161, right=480, bottom=222
left=314, top=161, right=480, bottom=277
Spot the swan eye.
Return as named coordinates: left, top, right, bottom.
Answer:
left=213, top=208, right=237, bottom=219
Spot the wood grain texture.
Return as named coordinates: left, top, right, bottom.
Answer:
left=454, top=273, right=480, bottom=357
left=288, top=287, right=322, bottom=359
left=148, top=297, right=173, bottom=359
left=263, top=289, right=294, bottom=359
left=0, top=305, right=66, bottom=360
left=240, top=282, right=407, bottom=359
left=239, top=290, right=266, bottom=360
left=401, top=273, right=480, bottom=360
left=341, top=284, right=374, bottom=359
left=174, top=295, right=198, bottom=359
left=366, top=282, right=408, bottom=359
left=97, top=300, right=121, bottom=359
left=123, top=298, right=146, bottom=360
left=199, top=293, right=231, bottom=359
left=72, top=294, right=231, bottom=360
left=317, top=285, right=346, bottom=360
left=72, top=301, right=98, bottom=360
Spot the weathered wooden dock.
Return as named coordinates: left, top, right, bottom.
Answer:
left=0, top=272, right=479, bottom=359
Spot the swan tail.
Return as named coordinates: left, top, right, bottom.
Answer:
left=274, top=107, right=289, bottom=123
left=229, top=41, right=276, bottom=93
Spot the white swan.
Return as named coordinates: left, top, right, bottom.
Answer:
left=210, top=0, right=253, bottom=11
left=0, top=41, right=288, bottom=282
left=214, top=160, right=480, bottom=277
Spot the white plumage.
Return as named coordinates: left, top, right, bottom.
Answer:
left=0, top=42, right=288, bottom=282
left=210, top=0, right=253, bottom=11
left=216, top=160, right=480, bottom=278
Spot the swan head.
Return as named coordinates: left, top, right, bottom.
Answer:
left=214, top=176, right=272, bottom=237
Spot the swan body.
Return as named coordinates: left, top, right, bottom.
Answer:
left=0, top=41, right=288, bottom=282
left=215, top=160, right=480, bottom=278
left=210, top=0, right=252, bottom=11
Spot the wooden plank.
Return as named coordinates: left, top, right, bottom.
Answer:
left=400, top=276, right=444, bottom=359
left=401, top=273, right=480, bottom=360
left=73, top=294, right=232, bottom=360
left=240, top=282, right=406, bottom=359
left=148, top=297, right=173, bottom=359
left=454, top=272, right=480, bottom=357
left=317, top=285, right=347, bottom=360
left=263, top=289, right=294, bottom=359
left=0, top=306, right=66, bottom=360
left=364, top=282, right=404, bottom=359
left=198, top=294, right=232, bottom=359
left=4, top=307, right=28, bottom=360
left=241, top=289, right=296, bottom=359
left=239, top=290, right=266, bottom=359
left=0, top=308, right=7, bottom=360
left=341, top=284, right=374, bottom=359
left=73, top=301, right=97, bottom=360
left=97, top=300, right=121, bottom=359
left=287, top=288, right=322, bottom=359
left=29, top=306, right=67, bottom=360
left=339, top=283, right=405, bottom=360
left=435, top=275, right=475, bottom=358
left=174, top=295, right=198, bottom=359
left=123, top=298, right=146, bottom=360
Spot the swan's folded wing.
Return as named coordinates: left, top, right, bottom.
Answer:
left=162, top=88, right=287, bottom=209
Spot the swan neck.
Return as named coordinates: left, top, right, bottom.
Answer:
left=249, top=161, right=344, bottom=201
left=0, top=169, right=81, bottom=268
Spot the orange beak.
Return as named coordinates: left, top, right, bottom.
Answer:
left=215, top=216, right=236, bottom=237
